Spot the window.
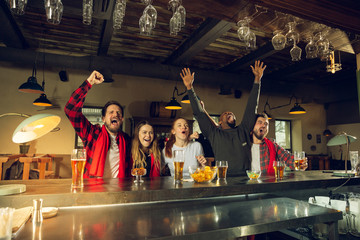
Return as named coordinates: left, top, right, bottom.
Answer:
left=275, top=119, right=292, bottom=151
left=75, top=106, right=103, bottom=148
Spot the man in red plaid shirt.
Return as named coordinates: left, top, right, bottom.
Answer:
left=251, top=113, right=299, bottom=174
left=65, top=70, right=131, bottom=179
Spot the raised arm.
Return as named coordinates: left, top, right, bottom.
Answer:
left=241, top=61, right=266, bottom=130
left=64, top=71, right=104, bottom=145
left=180, top=68, right=217, bottom=138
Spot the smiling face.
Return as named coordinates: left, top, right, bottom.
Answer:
left=102, top=104, right=123, bottom=135
left=219, top=111, right=236, bottom=129
left=171, top=118, right=190, bottom=142
left=138, top=124, right=154, bottom=149
left=252, top=116, right=269, bottom=141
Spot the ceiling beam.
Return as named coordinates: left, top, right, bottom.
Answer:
left=221, top=42, right=277, bottom=72
left=164, top=18, right=234, bottom=66
left=97, top=1, right=116, bottom=56
left=0, top=1, right=28, bottom=49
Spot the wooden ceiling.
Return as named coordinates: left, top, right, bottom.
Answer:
left=1, top=0, right=360, bottom=104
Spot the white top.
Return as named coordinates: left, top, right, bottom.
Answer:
left=162, top=141, right=204, bottom=177
left=251, top=143, right=261, bottom=171
left=103, top=134, right=120, bottom=178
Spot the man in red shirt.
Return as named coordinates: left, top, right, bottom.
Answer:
left=65, top=71, right=131, bottom=178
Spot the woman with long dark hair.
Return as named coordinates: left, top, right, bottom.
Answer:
left=131, top=121, right=161, bottom=177
left=163, top=117, right=206, bottom=177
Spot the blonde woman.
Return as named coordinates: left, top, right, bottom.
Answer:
left=131, top=121, right=161, bottom=177
left=163, top=117, right=206, bottom=177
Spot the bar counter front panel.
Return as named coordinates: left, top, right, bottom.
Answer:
left=1, top=171, right=359, bottom=239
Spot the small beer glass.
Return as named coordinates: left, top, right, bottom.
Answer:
left=71, top=149, right=86, bottom=188
left=173, top=150, right=184, bottom=183
left=273, top=161, right=285, bottom=179
left=216, top=161, right=228, bottom=180
left=294, top=151, right=306, bottom=171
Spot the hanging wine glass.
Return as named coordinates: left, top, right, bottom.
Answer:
left=245, top=30, right=256, bottom=50
left=305, top=36, right=318, bottom=59
left=290, top=43, right=302, bottom=61
left=139, top=13, right=152, bottom=36
left=237, top=17, right=250, bottom=41
left=143, top=4, right=157, bottom=29
left=113, top=0, right=126, bottom=30
left=315, top=32, right=329, bottom=59
left=285, top=22, right=299, bottom=46
left=9, top=0, right=27, bottom=15
left=272, top=30, right=286, bottom=50
left=177, top=5, right=186, bottom=27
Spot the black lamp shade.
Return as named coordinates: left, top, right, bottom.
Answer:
left=323, top=129, right=332, bottom=137
left=19, top=76, right=44, bottom=94
left=263, top=110, right=272, bottom=120
left=165, top=97, right=182, bottom=110
left=289, top=103, right=306, bottom=114
left=33, top=94, right=52, bottom=106
left=181, top=94, right=190, bottom=103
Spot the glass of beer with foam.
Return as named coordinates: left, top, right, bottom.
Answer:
left=173, top=150, right=184, bottom=183
left=71, top=149, right=86, bottom=188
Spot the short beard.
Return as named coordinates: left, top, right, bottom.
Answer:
left=228, top=121, right=236, bottom=129
left=253, top=130, right=266, bottom=141
left=105, top=122, right=121, bottom=134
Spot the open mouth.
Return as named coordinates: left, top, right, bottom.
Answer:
left=111, top=119, right=119, bottom=125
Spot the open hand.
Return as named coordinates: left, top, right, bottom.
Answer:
left=180, top=68, right=195, bottom=90
left=250, top=60, right=266, bottom=83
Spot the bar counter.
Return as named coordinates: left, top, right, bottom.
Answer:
left=0, top=171, right=359, bottom=239
left=1, top=170, right=360, bottom=208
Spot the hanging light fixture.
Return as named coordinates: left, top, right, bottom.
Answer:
left=326, top=50, right=342, bottom=74
left=323, top=129, right=332, bottom=137
left=165, top=86, right=182, bottom=110
left=18, top=63, right=44, bottom=94
left=289, top=103, right=306, bottom=114
left=181, top=94, right=190, bottom=104
left=33, top=52, right=52, bottom=106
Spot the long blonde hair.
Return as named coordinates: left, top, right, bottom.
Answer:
left=131, top=121, right=161, bottom=170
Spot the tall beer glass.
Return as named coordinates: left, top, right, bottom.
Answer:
left=173, top=150, right=184, bottom=183
left=71, top=149, right=86, bottom=188
left=216, top=161, right=228, bottom=180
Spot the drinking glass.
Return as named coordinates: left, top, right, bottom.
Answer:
left=272, top=30, right=286, bottom=50
left=305, top=37, right=318, bottom=59
left=350, top=151, right=359, bottom=173
left=143, top=4, right=157, bottom=29
left=8, top=0, right=27, bottom=15
left=113, top=0, right=126, bottom=30
left=173, top=150, right=184, bottom=183
left=290, top=43, right=302, bottom=61
left=0, top=208, right=14, bottom=240
left=71, top=149, right=86, bottom=188
left=316, top=32, right=329, bottom=58
left=245, top=30, right=256, bottom=50
left=285, top=22, right=299, bottom=46
left=216, top=161, right=228, bottom=180
left=82, top=0, right=93, bottom=25
left=294, top=151, right=307, bottom=171
left=237, top=17, right=250, bottom=41
left=177, top=5, right=186, bottom=27
left=131, top=167, right=147, bottom=183
left=273, top=161, right=285, bottom=179
left=45, top=0, right=63, bottom=25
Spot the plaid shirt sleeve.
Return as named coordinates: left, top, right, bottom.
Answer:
left=64, top=80, right=100, bottom=148
left=259, top=140, right=295, bottom=171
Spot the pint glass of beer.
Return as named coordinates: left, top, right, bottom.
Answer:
left=216, top=161, right=228, bottom=180
left=273, top=161, right=285, bottom=179
left=294, top=151, right=306, bottom=171
left=71, top=149, right=86, bottom=188
left=173, top=150, right=184, bottom=183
